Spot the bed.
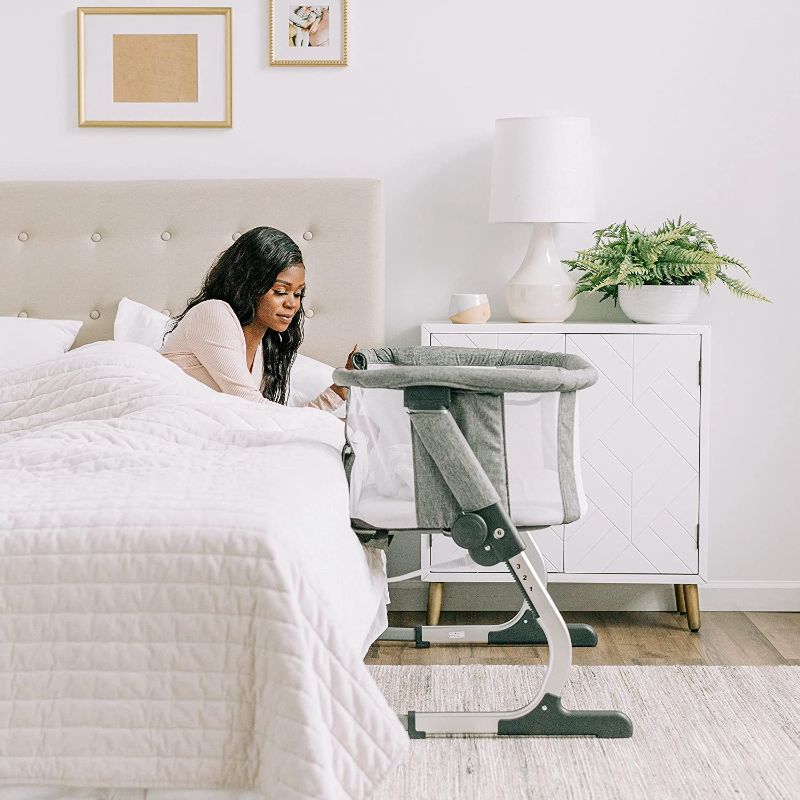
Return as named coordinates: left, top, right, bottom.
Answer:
left=0, top=180, right=409, bottom=800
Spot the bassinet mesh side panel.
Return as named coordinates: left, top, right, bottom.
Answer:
left=504, top=389, right=565, bottom=525
left=345, top=385, right=417, bottom=530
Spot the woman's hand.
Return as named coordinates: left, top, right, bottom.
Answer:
left=331, top=344, right=358, bottom=400
left=345, top=343, right=358, bottom=371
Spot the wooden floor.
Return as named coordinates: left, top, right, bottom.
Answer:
left=365, top=611, right=800, bottom=666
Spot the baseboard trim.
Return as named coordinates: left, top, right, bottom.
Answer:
left=388, top=580, right=800, bottom=613
left=700, top=581, right=800, bottom=611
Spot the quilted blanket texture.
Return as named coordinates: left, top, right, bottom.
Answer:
left=0, top=343, right=408, bottom=799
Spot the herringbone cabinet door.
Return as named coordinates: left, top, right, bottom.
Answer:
left=565, top=334, right=701, bottom=574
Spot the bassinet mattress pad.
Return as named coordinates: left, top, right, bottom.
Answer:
left=0, top=343, right=408, bottom=800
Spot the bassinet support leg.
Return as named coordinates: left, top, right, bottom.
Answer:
left=388, top=392, right=633, bottom=738
left=403, top=542, right=632, bottom=739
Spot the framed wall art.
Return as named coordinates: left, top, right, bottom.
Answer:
left=270, top=1, right=347, bottom=66
left=77, top=7, right=232, bottom=128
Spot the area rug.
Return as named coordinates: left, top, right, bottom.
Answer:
left=368, top=665, right=800, bottom=800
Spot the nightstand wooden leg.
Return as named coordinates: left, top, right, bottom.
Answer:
left=675, top=584, right=686, bottom=614
left=683, top=584, right=701, bottom=632
left=426, top=582, right=444, bottom=626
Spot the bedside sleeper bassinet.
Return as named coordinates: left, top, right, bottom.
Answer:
left=334, top=346, right=633, bottom=739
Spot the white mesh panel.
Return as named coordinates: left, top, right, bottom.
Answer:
left=346, top=379, right=587, bottom=530
left=504, top=392, right=566, bottom=526
left=347, top=385, right=417, bottom=529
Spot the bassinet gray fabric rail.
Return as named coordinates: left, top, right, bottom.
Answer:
left=337, top=347, right=597, bottom=394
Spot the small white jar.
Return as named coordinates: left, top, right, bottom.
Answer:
left=448, top=293, right=491, bottom=324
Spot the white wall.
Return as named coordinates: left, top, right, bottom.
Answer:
left=3, top=1, right=798, bottom=610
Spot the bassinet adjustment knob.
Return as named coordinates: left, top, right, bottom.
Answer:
left=451, top=513, right=488, bottom=550
left=463, top=504, right=527, bottom=567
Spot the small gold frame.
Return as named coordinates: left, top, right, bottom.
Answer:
left=77, top=7, right=232, bottom=128
left=269, top=1, right=348, bottom=66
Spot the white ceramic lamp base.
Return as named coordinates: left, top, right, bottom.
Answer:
left=505, top=222, right=577, bottom=323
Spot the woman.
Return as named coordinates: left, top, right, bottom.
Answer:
left=160, top=226, right=351, bottom=412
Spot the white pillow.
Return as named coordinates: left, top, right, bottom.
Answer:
left=287, top=353, right=336, bottom=407
left=114, top=297, right=171, bottom=350
left=0, top=316, right=83, bottom=372
left=114, top=297, right=338, bottom=407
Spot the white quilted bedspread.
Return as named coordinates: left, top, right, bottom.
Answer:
left=0, top=343, right=409, bottom=799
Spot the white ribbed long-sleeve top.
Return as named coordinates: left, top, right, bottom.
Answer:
left=160, top=299, right=343, bottom=412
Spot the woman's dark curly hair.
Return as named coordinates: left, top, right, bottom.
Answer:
left=169, top=226, right=305, bottom=404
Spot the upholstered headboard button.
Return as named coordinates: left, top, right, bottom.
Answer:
left=161, top=231, right=172, bottom=241
left=91, top=232, right=102, bottom=242
left=305, top=308, right=315, bottom=318
left=17, top=232, right=28, bottom=242
left=17, top=311, right=28, bottom=318
left=89, top=310, right=101, bottom=320
left=232, top=232, right=241, bottom=241
left=161, top=309, right=171, bottom=316
left=303, top=231, right=313, bottom=241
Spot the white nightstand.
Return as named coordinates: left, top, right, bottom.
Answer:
left=421, top=321, right=710, bottom=631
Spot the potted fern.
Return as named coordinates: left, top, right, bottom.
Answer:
left=563, top=218, right=769, bottom=323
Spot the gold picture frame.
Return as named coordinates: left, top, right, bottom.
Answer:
left=269, top=1, right=348, bottom=66
left=78, top=7, right=232, bottom=128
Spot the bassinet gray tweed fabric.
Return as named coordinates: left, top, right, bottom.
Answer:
left=339, top=347, right=597, bottom=394
left=369, top=665, right=800, bottom=800
left=411, top=392, right=507, bottom=528
left=557, top=391, right=581, bottom=523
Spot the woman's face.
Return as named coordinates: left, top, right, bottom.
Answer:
left=256, top=264, right=306, bottom=332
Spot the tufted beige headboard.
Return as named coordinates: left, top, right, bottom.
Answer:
left=0, top=179, right=384, bottom=366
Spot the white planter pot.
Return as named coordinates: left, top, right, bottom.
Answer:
left=618, top=284, right=700, bottom=324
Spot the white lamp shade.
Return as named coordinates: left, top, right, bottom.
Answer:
left=489, top=116, right=595, bottom=223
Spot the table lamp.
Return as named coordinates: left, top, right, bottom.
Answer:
left=489, top=116, right=595, bottom=322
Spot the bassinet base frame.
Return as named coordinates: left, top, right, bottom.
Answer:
left=384, top=502, right=633, bottom=738
left=390, top=604, right=599, bottom=648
